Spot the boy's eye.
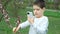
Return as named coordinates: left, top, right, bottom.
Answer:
left=33, top=9, right=40, bottom=11
left=36, top=9, right=39, bottom=11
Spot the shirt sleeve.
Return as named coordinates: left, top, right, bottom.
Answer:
left=18, top=20, right=30, bottom=29
left=31, top=17, right=49, bottom=33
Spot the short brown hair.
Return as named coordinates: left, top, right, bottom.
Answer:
left=33, top=0, right=45, bottom=9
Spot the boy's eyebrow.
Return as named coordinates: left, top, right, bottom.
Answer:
left=33, top=9, right=40, bottom=10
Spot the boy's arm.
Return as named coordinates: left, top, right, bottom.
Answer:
left=13, top=20, right=30, bottom=33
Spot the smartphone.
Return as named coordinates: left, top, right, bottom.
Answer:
left=27, top=11, right=33, bottom=18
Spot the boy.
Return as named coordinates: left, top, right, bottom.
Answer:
left=13, top=0, right=49, bottom=34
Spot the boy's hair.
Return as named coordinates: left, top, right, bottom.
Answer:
left=33, top=0, right=45, bottom=9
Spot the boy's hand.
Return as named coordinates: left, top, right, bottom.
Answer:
left=13, top=27, right=17, bottom=33
left=28, top=16, right=34, bottom=24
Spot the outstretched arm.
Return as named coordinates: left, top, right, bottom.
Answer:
left=13, top=20, right=30, bottom=33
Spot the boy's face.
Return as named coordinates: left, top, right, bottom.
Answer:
left=33, top=5, right=45, bottom=18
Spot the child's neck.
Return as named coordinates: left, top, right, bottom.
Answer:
left=36, top=15, right=44, bottom=18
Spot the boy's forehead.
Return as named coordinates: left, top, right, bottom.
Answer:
left=33, top=5, right=40, bottom=9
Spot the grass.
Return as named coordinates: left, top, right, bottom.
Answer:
left=48, top=17, right=60, bottom=34
left=0, top=9, right=60, bottom=34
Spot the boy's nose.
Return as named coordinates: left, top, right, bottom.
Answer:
left=34, top=11, right=37, bottom=14
left=34, top=10, right=37, bottom=13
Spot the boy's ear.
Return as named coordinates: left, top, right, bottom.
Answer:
left=42, top=7, right=45, bottom=12
left=43, top=7, right=45, bottom=10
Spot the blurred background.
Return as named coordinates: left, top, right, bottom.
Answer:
left=0, top=0, right=60, bottom=34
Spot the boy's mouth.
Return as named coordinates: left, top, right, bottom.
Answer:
left=35, top=13, right=38, bottom=15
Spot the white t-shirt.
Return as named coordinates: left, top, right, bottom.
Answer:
left=19, top=16, right=49, bottom=34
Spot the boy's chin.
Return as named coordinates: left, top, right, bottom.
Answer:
left=35, top=15, right=40, bottom=18
left=35, top=15, right=42, bottom=18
